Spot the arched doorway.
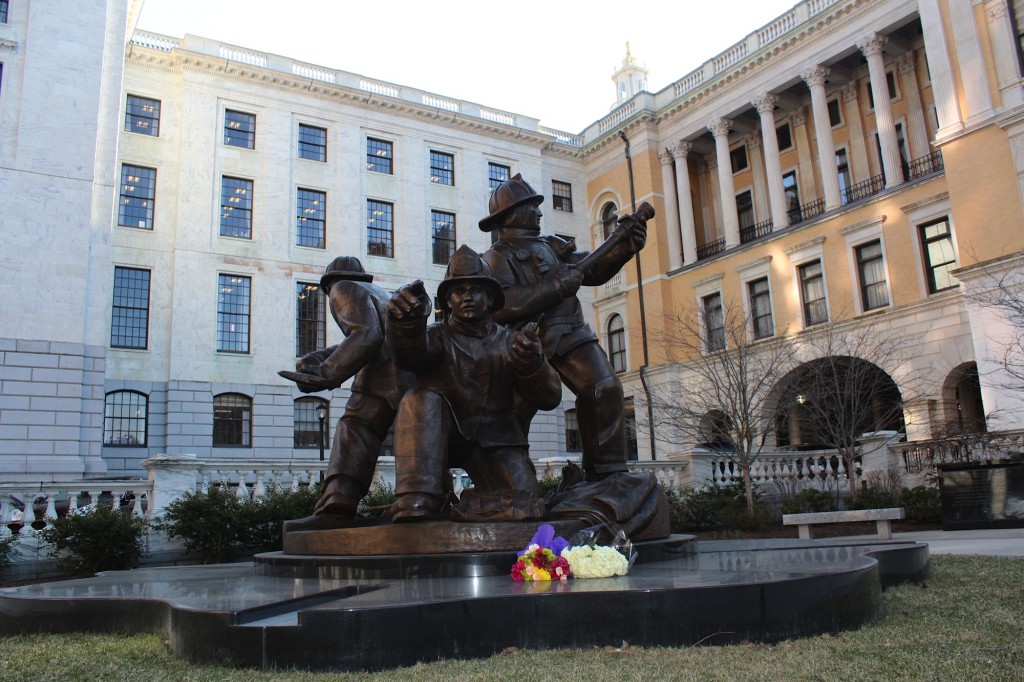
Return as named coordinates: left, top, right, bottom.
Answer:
left=943, top=362, right=986, bottom=433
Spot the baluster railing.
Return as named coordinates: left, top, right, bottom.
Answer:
left=697, top=237, right=726, bottom=260
left=842, top=173, right=885, bottom=205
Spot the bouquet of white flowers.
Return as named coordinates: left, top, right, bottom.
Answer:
left=559, top=526, right=637, bottom=579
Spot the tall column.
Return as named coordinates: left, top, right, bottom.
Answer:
left=918, top=0, right=964, bottom=138
left=985, top=0, right=1023, bottom=109
left=670, top=141, right=698, bottom=265
left=802, top=65, right=842, bottom=210
left=841, top=81, right=870, bottom=183
left=709, top=118, right=740, bottom=248
left=704, top=155, right=721, bottom=244
left=753, top=92, right=789, bottom=229
left=658, top=148, right=683, bottom=270
left=859, top=33, right=904, bottom=187
left=791, top=107, right=819, bottom=200
left=747, top=132, right=769, bottom=222
left=948, top=0, right=994, bottom=123
left=896, top=52, right=931, bottom=161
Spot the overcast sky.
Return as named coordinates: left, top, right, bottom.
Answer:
left=137, top=0, right=798, bottom=133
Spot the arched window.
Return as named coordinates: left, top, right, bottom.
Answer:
left=564, top=408, right=583, bottom=452
left=213, top=393, right=252, bottom=447
left=607, top=314, right=626, bottom=373
left=601, top=202, right=618, bottom=240
left=294, top=397, right=329, bottom=448
left=103, top=390, right=148, bottom=446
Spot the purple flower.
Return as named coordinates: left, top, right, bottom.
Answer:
left=523, top=524, right=569, bottom=557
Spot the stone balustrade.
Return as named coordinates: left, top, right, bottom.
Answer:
left=690, top=448, right=860, bottom=490
left=0, top=480, right=149, bottom=537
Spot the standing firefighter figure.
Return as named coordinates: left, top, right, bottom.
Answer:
left=480, top=174, right=651, bottom=480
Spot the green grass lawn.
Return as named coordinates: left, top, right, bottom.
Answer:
left=1, top=555, right=1021, bottom=681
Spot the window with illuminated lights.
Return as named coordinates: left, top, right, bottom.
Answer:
left=103, top=391, right=148, bottom=447
left=295, top=282, right=325, bottom=357
left=125, top=95, right=160, bottom=136
left=224, top=110, right=255, bottom=149
left=366, top=200, right=394, bottom=258
left=213, top=393, right=251, bottom=447
left=118, top=165, right=156, bottom=229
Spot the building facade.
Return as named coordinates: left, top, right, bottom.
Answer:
left=2, top=0, right=1024, bottom=487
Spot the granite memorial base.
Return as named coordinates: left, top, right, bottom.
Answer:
left=0, top=536, right=928, bottom=672
left=939, top=462, right=1024, bottom=530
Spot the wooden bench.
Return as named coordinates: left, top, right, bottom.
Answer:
left=782, top=507, right=906, bottom=540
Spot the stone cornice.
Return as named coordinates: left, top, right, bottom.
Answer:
left=126, top=46, right=562, bottom=151
left=952, top=251, right=1024, bottom=282
left=0, top=38, right=18, bottom=52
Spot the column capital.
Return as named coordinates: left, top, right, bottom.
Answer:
left=857, top=32, right=888, bottom=58
left=707, top=118, right=733, bottom=138
left=704, top=154, right=718, bottom=172
left=790, top=106, right=808, bottom=127
left=670, top=140, right=692, bottom=158
left=747, top=130, right=762, bottom=150
left=658, top=149, right=674, bottom=165
left=751, top=92, right=778, bottom=115
left=801, top=64, right=830, bottom=88
left=895, top=51, right=916, bottom=74
left=840, top=81, right=860, bottom=103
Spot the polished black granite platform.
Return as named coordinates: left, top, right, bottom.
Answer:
left=0, top=537, right=928, bottom=672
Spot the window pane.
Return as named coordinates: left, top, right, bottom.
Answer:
left=220, top=177, right=253, bottom=238
left=488, top=163, right=510, bottom=191
left=730, top=146, right=748, bottom=173
left=431, top=210, right=456, bottom=266
left=429, top=150, right=454, bottom=185
left=224, top=110, right=255, bottom=149
left=703, top=293, right=725, bottom=351
left=295, top=282, right=325, bottom=357
left=776, top=123, right=792, bottom=150
left=104, top=391, right=148, bottom=446
left=217, top=274, right=250, bottom=353
left=857, top=240, right=889, bottom=310
left=552, top=180, right=573, bottom=212
left=608, top=315, right=626, bottom=372
left=749, top=277, right=773, bottom=339
left=111, top=267, right=150, bottom=349
left=294, top=397, right=328, bottom=448
left=125, top=95, right=160, bottom=136
left=827, top=98, right=842, bottom=127
left=736, top=190, right=754, bottom=230
left=213, top=393, right=251, bottom=446
left=921, top=219, right=958, bottom=293
left=564, top=408, right=582, bottom=452
left=118, top=165, right=156, bottom=229
left=367, top=200, right=394, bottom=258
left=296, top=188, right=326, bottom=248
left=800, top=260, right=827, bottom=325
left=366, top=138, right=393, bottom=173
left=298, top=124, right=327, bottom=162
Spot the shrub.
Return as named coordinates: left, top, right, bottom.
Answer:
left=155, top=486, right=247, bottom=563
left=666, top=481, right=750, bottom=532
left=39, top=505, right=147, bottom=576
left=900, top=485, right=942, bottom=524
left=538, top=472, right=562, bottom=497
left=781, top=488, right=836, bottom=515
left=360, top=480, right=397, bottom=511
left=846, top=487, right=899, bottom=510
left=243, top=485, right=319, bottom=549
left=0, top=535, right=17, bottom=580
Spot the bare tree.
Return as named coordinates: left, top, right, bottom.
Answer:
left=641, top=298, right=798, bottom=513
left=780, top=321, right=921, bottom=495
left=964, top=262, right=1024, bottom=391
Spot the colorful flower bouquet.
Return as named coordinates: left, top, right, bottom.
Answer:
left=511, top=524, right=637, bottom=581
left=511, top=524, right=571, bottom=582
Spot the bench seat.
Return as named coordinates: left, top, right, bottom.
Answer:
left=782, top=507, right=906, bottom=540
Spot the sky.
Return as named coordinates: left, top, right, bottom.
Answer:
left=137, top=0, right=798, bottom=134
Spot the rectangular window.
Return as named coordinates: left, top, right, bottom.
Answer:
left=783, top=170, right=800, bottom=222
left=856, top=240, right=889, bottom=311
left=217, top=274, right=251, bottom=353
left=118, top=164, right=156, bottom=229
left=298, top=124, right=327, bottom=162
left=564, top=409, right=583, bottom=452
left=293, top=398, right=328, bottom=448
left=735, top=190, right=754, bottom=230
left=104, top=391, right=148, bottom=447
left=366, top=138, right=393, bottom=173
left=124, top=95, right=161, bottom=136
left=0, top=1, right=7, bottom=23
left=220, top=176, right=253, bottom=239
left=776, top=123, right=793, bottom=151
left=296, top=188, right=326, bottom=248
left=867, top=71, right=899, bottom=109
left=295, top=282, right=325, bottom=357
left=836, top=149, right=851, bottom=204
left=224, top=110, right=255, bottom=149
left=748, top=277, right=773, bottom=339
left=488, top=162, right=510, bottom=191
left=730, top=145, right=749, bottom=173
left=799, top=260, right=828, bottom=326
left=429, top=150, right=454, bottom=185
left=431, top=210, right=456, bottom=266
left=552, top=180, right=573, bottom=212
left=366, top=200, right=394, bottom=258
left=827, top=98, right=843, bottom=127
left=213, top=394, right=251, bottom=447
left=920, top=219, right=958, bottom=293
left=703, top=292, right=725, bottom=351
left=111, top=267, right=150, bottom=349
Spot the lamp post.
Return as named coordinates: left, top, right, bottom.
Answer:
left=315, top=402, right=328, bottom=484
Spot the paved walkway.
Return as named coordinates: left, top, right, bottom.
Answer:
left=844, top=528, right=1024, bottom=557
